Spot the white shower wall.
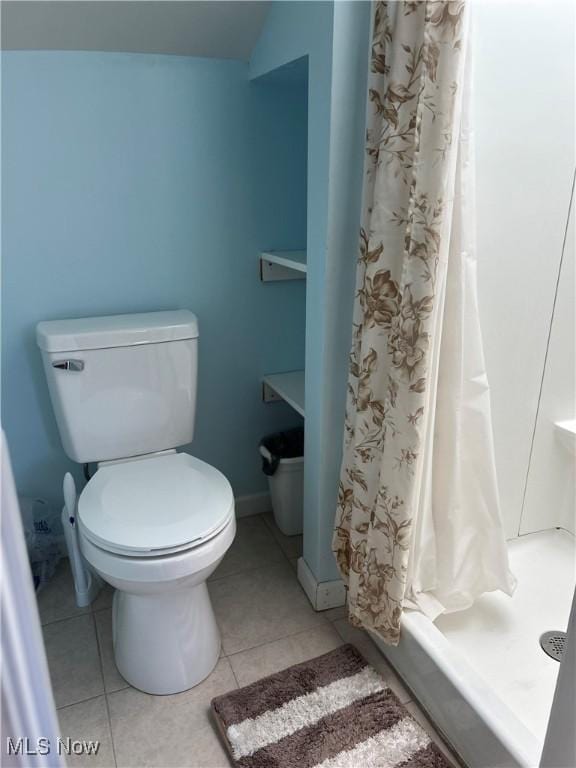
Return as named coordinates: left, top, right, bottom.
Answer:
left=521, top=199, right=575, bottom=535
left=473, top=0, right=575, bottom=538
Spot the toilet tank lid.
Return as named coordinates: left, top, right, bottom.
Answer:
left=36, top=310, right=199, bottom=352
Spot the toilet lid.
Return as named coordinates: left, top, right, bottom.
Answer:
left=78, top=453, right=234, bottom=556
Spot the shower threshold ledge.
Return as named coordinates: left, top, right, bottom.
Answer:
left=372, top=611, right=540, bottom=768
left=372, top=529, right=575, bottom=768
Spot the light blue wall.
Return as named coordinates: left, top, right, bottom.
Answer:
left=313, top=1, right=371, bottom=580
left=251, top=0, right=335, bottom=583
left=251, top=1, right=370, bottom=583
left=2, top=2, right=370, bottom=587
left=251, top=64, right=308, bottom=252
left=1, top=51, right=306, bottom=507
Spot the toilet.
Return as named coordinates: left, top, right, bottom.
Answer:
left=36, top=310, right=236, bottom=695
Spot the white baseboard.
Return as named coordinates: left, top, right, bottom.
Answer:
left=297, top=557, right=347, bottom=611
left=234, top=492, right=272, bottom=518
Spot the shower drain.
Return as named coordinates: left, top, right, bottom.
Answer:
left=539, top=631, right=567, bottom=662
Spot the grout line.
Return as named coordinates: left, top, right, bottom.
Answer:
left=90, top=596, right=114, bottom=615
left=57, top=693, right=119, bottom=768
left=224, top=655, right=241, bottom=690
left=260, top=511, right=275, bottom=531
left=92, top=611, right=106, bottom=674
left=278, top=542, right=302, bottom=571
left=92, top=612, right=119, bottom=767
left=103, top=694, right=119, bottom=768
left=207, top=512, right=297, bottom=583
left=259, top=512, right=304, bottom=564
left=56, top=691, right=108, bottom=712
left=89, top=582, right=115, bottom=613
left=208, top=556, right=287, bottom=584
left=90, top=612, right=108, bottom=693
left=92, top=614, right=128, bottom=690
left=41, top=609, right=91, bottom=628
left=208, top=549, right=304, bottom=585
left=92, top=609, right=130, bottom=697
left=224, top=620, right=338, bottom=661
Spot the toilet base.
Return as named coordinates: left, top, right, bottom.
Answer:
left=112, top=581, right=221, bottom=695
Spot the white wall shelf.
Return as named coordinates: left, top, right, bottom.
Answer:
left=262, top=370, right=305, bottom=417
left=259, top=250, right=307, bottom=281
left=554, top=419, right=576, bottom=456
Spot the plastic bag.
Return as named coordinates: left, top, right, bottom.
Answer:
left=259, top=427, right=304, bottom=476
left=20, top=496, right=67, bottom=591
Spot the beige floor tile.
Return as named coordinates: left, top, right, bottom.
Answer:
left=37, top=559, right=90, bottom=625
left=44, top=615, right=104, bottom=708
left=57, top=696, right=116, bottom=767
left=94, top=610, right=129, bottom=694
left=209, top=515, right=285, bottom=581
left=108, top=658, right=236, bottom=768
left=209, top=561, right=326, bottom=655
left=261, top=513, right=303, bottom=559
left=180, top=723, right=232, bottom=768
left=322, top=603, right=348, bottom=622
left=332, top=618, right=412, bottom=703
left=91, top=583, right=115, bottom=613
left=228, top=623, right=343, bottom=687
left=405, top=701, right=463, bottom=767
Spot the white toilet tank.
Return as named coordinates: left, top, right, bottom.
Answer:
left=36, top=310, right=199, bottom=464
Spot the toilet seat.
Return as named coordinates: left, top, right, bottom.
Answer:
left=78, top=452, right=234, bottom=557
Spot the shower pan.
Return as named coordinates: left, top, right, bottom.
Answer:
left=372, top=530, right=575, bottom=767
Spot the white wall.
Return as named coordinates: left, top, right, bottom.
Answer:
left=473, top=0, right=575, bottom=538
left=522, top=196, right=575, bottom=535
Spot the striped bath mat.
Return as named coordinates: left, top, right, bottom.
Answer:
left=211, top=644, right=453, bottom=768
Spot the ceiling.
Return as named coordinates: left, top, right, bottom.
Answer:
left=1, top=1, right=271, bottom=60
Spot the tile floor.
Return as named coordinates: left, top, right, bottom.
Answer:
left=38, top=513, right=460, bottom=768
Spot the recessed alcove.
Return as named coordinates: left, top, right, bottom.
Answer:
left=251, top=56, right=309, bottom=419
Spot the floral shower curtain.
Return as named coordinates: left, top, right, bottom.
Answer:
left=333, top=0, right=515, bottom=645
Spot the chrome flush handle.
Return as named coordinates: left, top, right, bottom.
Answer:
left=52, top=359, right=84, bottom=372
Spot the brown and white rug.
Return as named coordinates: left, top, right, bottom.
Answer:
left=211, top=644, right=453, bottom=768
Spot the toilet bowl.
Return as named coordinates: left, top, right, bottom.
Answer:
left=36, top=309, right=237, bottom=695
left=77, top=451, right=235, bottom=695
left=80, top=521, right=235, bottom=694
